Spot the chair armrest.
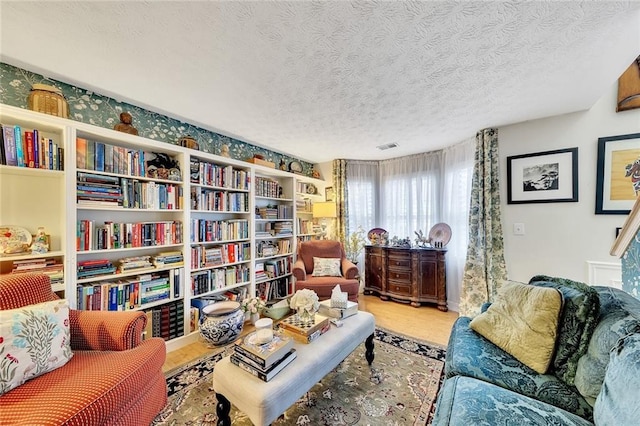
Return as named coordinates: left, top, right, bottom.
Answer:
left=292, top=259, right=307, bottom=281
left=70, top=309, right=147, bottom=351
left=341, top=258, right=359, bottom=279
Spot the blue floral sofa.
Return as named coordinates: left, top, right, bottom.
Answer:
left=432, top=276, right=640, bottom=425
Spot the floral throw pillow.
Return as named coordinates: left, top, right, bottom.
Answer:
left=0, top=299, right=73, bottom=395
left=312, top=257, right=342, bottom=277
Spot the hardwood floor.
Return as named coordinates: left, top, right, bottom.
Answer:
left=163, top=294, right=459, bottom=372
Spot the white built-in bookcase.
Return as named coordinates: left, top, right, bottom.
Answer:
left=0, top=104, right=326, bottom=352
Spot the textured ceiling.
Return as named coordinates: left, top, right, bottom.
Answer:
left=1, top=1, right=639, bottom=162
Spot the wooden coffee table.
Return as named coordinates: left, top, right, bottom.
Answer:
left=212, top=311, right=375, bottom=426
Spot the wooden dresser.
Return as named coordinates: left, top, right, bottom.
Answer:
left=364, top=245, right=447, bottom=311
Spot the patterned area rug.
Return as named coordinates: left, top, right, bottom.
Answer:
left=153, top=327, right=446, bottom=426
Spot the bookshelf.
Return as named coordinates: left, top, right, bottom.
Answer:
left=294, top=178, right=325, bottom=245
left=188, top=151, right=252, bottom=325
left=0, top=108, right=68, bottom=294
left=0, top=104, right=329, bottom=353
left=254, top=171, right=295, bottom=303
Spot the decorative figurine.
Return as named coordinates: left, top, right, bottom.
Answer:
left=31, top=227, right=49, bottom=254
left=312, top=169, right=321, bottom=179
left=220, top=144, right=230, bottom=157
left=114, top=112, right=139, bottom=135
left=279, top=160, right=287, bottom=171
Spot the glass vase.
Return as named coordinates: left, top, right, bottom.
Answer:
left=297, top=309, right=315, bottom=324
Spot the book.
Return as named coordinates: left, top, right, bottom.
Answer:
left=76, top=137, right=87, bottom=169
left=280, top=322, right=330, bottom=344
left=318, top=299, right=358, bottom=319
left=233, top=331, right=294, bottom=369
left=230, top=348, right=297, bottom=382
left=2, top=125, right=17, bottom=166
left=14, top=125, right=24, bottom=167
left=0, top=127, right=5, bottom=165
left=24, top=130, right=34, bottom=167
left=279, top=313, right=330, bottom=337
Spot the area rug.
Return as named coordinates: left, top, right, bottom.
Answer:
left=153, top=327, right=446, bottom=426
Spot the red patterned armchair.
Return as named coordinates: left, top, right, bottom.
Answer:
left=0, top=273, right=167, bottom=425
left=292, top=240, right=360, bottom=302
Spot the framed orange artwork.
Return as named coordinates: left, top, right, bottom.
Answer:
left=617, top=55, right=640, bottom=112
left=596, top=133, right=640, bottom=214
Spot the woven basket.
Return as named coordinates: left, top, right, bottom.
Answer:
left=28, top=84, right=69, bottom=118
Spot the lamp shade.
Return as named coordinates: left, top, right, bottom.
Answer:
left=313, top=202, right=337, bottom=218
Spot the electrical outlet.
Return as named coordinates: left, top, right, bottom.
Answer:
left=513, top=223, right=525, bottom=235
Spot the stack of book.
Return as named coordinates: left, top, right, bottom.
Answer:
left=76, top=172, right=123, bottom=207
left=11, top=258, right=64, bottom=285
left=278, top=313, right=331, bottom=343
left=152, top=251, right=184, bottom=267
left=117, top=255, right=153, bottom=272
left=318, top=299, right=358, bottom=320
left=231, top=331, right=296, bottom=381
left=77, top=259, right=116, bottom=279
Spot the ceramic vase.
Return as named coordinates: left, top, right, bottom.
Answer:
left=199, top=301, right=244, bottom=346
left=250, top=312, right=260, bottom=325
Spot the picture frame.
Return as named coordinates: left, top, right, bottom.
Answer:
left=596, top=132, right=640, bottom=214
left=507, top=147, right=578, bottom=204
left=325, top=186, right=335, bottom=202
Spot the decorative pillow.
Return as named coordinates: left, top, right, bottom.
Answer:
left=529, top=275, right=600, bottom=386
left=594, top=333, right=640, bottom=425
left=312, top=257, right=342, bottom=277
left=0, top=299, right=73, bottom=395
left=575, top=286, right=640, bottom=404
left=470, top=281, right=563, bottom=374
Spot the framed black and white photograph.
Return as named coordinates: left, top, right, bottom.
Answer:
left=596, top=132, right=640, bottom=214
left=507, top=148, right=578, bottom=204
left=325, top=186, right=335, bottom=202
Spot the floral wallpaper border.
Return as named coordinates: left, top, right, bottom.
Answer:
left=0, top=62, right=314, bottom=176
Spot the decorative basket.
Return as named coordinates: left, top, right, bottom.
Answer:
left=27, top=84, right=69, bottom=118
left=178, top=135, right=199, bottom=150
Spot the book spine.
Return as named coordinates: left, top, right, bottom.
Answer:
left=233, top=344, right=268, bottom=368
left=33, top=129, right=39, bottom=169
left=2, top=125, right=17, bottom=166
left=14, top=125, right=24, bottom=167
left=25, top=130, right=34, bottom=168
left=230, top=354, right=268, bottom=381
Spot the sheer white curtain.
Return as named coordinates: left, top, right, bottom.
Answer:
left=440, top=138, right=475, bottom=312
left=344, top=138, right=474, bottom=311
left=378, top=152, right=441, bottom=238
left=346, top=161, right=379, bottom=264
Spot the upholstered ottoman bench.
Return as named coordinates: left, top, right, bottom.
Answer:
left=212, top=311, right=375, bottom=426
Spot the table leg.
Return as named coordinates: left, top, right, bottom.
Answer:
left=216, top=393, right=231, bottom=426
left=365, top=333, right=375, bottom=365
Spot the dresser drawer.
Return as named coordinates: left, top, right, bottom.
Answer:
left=387, top=257, right=411, bottom=269
left=387, top=282, right=411, bottom=295
left=387, top=270, right=411, bottom=282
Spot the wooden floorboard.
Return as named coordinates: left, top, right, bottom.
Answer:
left=163, top=294, right=459, bottom=372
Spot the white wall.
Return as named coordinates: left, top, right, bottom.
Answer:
left=500, top=82, right=640, bottom=284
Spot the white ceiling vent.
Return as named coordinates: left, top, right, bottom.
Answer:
left=376, top=143, right=399, bottom=151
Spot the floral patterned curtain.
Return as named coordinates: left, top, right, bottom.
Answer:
left=332, top=159, right=348, bottom=243
left=459, top=128, right=508, bottom=317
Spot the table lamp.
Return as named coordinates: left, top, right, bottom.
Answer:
left=312, top=202, right=337, bottom=240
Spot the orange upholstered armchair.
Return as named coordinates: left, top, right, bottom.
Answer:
left=0, top=273, right=167, bottom=425
left=292, top=240, right=360, bottom=302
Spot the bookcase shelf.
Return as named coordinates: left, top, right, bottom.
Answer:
left=0, top=104, right=330, bottom=353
